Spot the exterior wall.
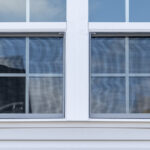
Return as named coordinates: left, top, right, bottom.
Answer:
left=0, top=120, right=150, bottom=149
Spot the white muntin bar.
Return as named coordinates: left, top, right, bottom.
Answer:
left=125, top=37, right=129, bottom=113
left=26, top=0, right=30, bottom=22
left=91, top=74, right=126, bottom=77
left=125, top=0, right=129, bottom=22
left=25, top=37, right=29, bottom=114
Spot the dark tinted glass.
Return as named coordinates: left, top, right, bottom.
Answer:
left=29, top=37, right=63, bottom=74
left=130, top=77, right=150, bottom=113
left=30, top=0, right=66, bottom=22
left=90, top=77, right=125, bottom=114
left=0, top=38, right=26, bottom=73
left=91, top=37, right=125, bottom=73
left=129, top=38, right=150, bottom=73
left=0, top=0, right=26, bottom=22
left=89, top=0, right=125, bottom=22
left=29, top=77, right=63, bottom=114
left=0, top=77, right=25, bottom=113
left=130, top=0, right=150, bottom=22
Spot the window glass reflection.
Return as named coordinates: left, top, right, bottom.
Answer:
left=29, top=77, right=63, bottom=114
left=130, top=0, right=150, bottom=22
left=0, top=77, right=25, bottom=113
left=0, top=0, right=26, bottom=22
left=129, top=38, right=150, bottom=73
left=0, top=38, right=25, bottom=73
left=90, top=77, right=125, bottom=114
left=91, top=37, right=125, bottom=73
left=89, top=0, right=125, bottom=22
left=130, top=77, right=150, bottom=113
left=30, top=0, right=66, bottom=22
left=29, top=37, right=63, bottom=74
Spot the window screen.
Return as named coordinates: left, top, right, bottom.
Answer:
left=0, top=33, right=64, bottom=118
left=90, top=33, right=150, bottom=118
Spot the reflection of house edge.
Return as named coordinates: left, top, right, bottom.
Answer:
left=0, top=56, right=24, bottom=70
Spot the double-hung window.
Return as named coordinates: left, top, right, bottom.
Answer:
left=0, top=0, right=66, bottom=119
left=89, top=0, right=150, bottom=119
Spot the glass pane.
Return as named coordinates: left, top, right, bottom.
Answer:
left=0, top=38, right=25, bottom=73
left=29, top=37, right=63, bottom=74
left=91, top=37, right=125, bottom=73
left=130, top=77, right=150, bottom=113
left=0, top=77, right=25, bottom=113
left=89, top=0, right=125, bottom=22
left=0, top=0, right=26, bottom=22
left=129, top=38, right=150, bottom=73
left=130, top=0, right=150, bottom=22
left=29, top=77, right=63, bottom=114
left=30, top=0, right=66, bottom=22
left=90, top=77, right=125, bottom=113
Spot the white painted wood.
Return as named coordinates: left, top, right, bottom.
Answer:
left=66, top=0, right=89, bottom=120
left=0, top=141, right=150, bottom=150
left=0, top=23, right=66, bottom=32
left=89, top=23, right=150, bottom=32
left=1, top=126, right=150, bottom=141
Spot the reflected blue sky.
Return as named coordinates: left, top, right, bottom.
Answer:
left=30, top=0, right=66, bottom=22
left=129, top=38, right=150, bottom=73
left=130, top=0, right=150, bottom=22
left=89, top=0, right=125, bottom=22
left=29, top=37, right=63, bottom=74
left=91, top=37, right=125, bottom=73
left=0, top=0, right=26, bottom=22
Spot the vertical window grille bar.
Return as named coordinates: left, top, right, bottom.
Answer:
left=125, top=37, right=129, bottom=113
left=63, top=35, right=65, bottom=117
left=125, top=0, right=129, bottom=22
left=25, top=37, right=29, bottom=113
left=26, top=0, right=30, bottom=22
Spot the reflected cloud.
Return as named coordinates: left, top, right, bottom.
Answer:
left=30, top=0, right=66, bottom=22
left=0, top=0, right=26, bottom=22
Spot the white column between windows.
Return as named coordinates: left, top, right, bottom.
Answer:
left=66, top=0, right=89, bottom=120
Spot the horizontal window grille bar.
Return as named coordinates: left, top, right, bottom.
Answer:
left=91, top=74, right=150, bottom=77
left=91, top=32, right=150, bottom=37
left=129, top=74, right=150, bottom=77
left=0, top=74, right=26, bottom=77
left=91, top=74, right=126, bottom=77
left=29, top=74, right=63, bottom=77
left=0, top=32, right=64, bottom=37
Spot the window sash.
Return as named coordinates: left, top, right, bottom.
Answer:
left=90, top=33, right=150, bottom=118
left=0, top=33, right=65, bottom=119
